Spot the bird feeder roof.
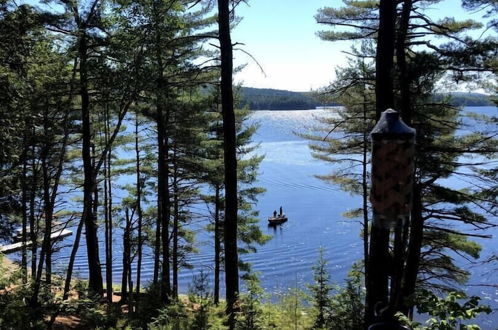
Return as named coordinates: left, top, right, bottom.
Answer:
left=371, top=109, right=416, bottom=140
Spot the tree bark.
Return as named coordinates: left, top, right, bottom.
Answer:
left=135, top=113, right=144, bottom=307
left=172, top=144, right=179, bottom=300
left=152, top=3, right=170, bottom=295
left=121, top=207, right=132, bottom=303
left=79, top=31, right=103, bottom=296
left=375, top=0, right=397, bottom=119
left=104, top=105, right=113, bottom=305
left=401, top=184, right=423, bottom=317
left=396, top=0, right=413, bottom=125
left=214, top=185, right=221, bottom=305
left=217, top=0, right=239, bottom=327
left=160, top=114, right=171, bottom=303
left=63, top=217, right=85, bottom=300
left=30, top=141, right=38, bottom=280
left=21, top=142, right=28, bottom=284
left=156, top=99, right=171, bottom=302
left=32, top=141, right=53, bottom=306
left=362, top=91, right=370, bottom=320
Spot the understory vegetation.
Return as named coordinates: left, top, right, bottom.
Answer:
left=0, top=252, right=491, bottom=329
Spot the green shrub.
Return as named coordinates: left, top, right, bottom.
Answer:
left=397, top=290, right=491, bottom=330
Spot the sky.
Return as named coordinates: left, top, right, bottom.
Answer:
left=230, top=0, right=484, bottom=92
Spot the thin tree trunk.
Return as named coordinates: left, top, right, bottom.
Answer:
left=160, top=115, right=171, bottom=303
left=172, top=145, right=179, bottom=299
left=30, top=141, right=38, bottom=280
left=396, top=0, right=413, bottom=125
left=107, top=149, right=113, bottom=296
left=121, top=208, right=131, bottom=303
left=44, top=138, right=52, bottom=286
left=401, top=184, right=423, bottom=317
left=104, top=105, right=113, bottom=304
left=33, top=93, right=72, bottom=303
left=362, top=85, right=370, bottom=266
left=156, top=102, right=171, bottom=301
left=63, top=217, right=85, bottom=300
left=32, top=145, right=52, bottom=306
left=21, top=142, right=28, bottom=283
left=104, top=150, right=110, bottom=300
left=362, top=91, right=370, bottom=319
left=32, top=103, right=54, bottom=306
left=153, top=116, right=162, bottom=285
left=214, top=185, right=221, bottom=305
left=153, top=210, right=161, bottom=285
left=152, top=8, right=172, bottom=300
left=217, top=0, right=239, bottom=326
left=152, top=0, right=162, bottom=287
left=135, top=113, right=144, bottom=307
left=128, top=263, right=133, bottom=313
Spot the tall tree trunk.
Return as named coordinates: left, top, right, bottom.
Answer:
left=135, top=112, right=144, bottom=307
left=153, top=211, right=161, bottom=284
left=79, top=31, right=103, bottom=296
left=21, top=142, right=28, bottom=284
left=365, top=218, right=390, bottom=325
left=104, top=151, right=110, bottom=301
left=172, top=145, right=179, bottom=299
left=396, top=0, right=413, bottom=125
left=63, top=218, right=85, bottom=300
left=156, top=100, right=171, bottom=302
left=214, top=185, right=221, bottom=305
left=361, top=90, right=370, bottom=319
left=153, top=115, right=162, bottom=285
left=104, top=105, right=113, bottom=304
left=32, top=143, right=53, bottom=306
left=44, top=130, right=52, bottom=287
left=375, top=0, right=397, bottom=119
left=366, top=0, right=398, bottom=324
left=30, top=141, right=38, bottom=280
left=217, top=0, right=239, bottom=327
left=107, top=150, right=113, bottom=299
left=402, top=184, right=423, bottom=317
left=154, top=12, right=171, bottom=298
left=361, top=85, right=370, bottom=266
left=121, top=208, right=131, bottom=303
left=160, top=115, right=171, bottom=303
left=152, top=0, right=161, bottom=287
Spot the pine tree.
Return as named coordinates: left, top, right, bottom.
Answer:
left=308, top=248, right=333, bottom=329
left=201, top=89, right=269, bottom=305
left=316, top=0, right=498, bottom=321
left=217, top=0, right=239, bottom=326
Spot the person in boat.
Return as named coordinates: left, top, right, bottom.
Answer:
left=279, top=206, right=283, bottom=216
left=273, top=210, right=277, bottom=217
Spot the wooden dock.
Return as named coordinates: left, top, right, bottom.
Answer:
left=0, top=229, right=72, bottom=254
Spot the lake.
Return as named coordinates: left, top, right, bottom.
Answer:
left=40, top=107, right=498, bottom=327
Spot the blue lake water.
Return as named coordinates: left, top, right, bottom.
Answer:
left=20, top=107, right=498, bottom=328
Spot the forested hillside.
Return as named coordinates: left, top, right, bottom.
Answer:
left=239, top=87, right=494, bottom=110
left=238, top=87, right=327, bottom=109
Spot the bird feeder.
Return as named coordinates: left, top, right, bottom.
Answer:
left=370, top=109, right=415, bottom=226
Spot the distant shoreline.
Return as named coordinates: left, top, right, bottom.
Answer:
left=240, top=87, right=496, bottom=110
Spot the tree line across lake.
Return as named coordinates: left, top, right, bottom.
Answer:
left=239, top=87, right=495, bottom=110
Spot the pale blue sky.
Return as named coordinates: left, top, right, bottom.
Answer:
left=231, top=0, right=484, bottom=92
left=23, top=0, right=486, bottom=92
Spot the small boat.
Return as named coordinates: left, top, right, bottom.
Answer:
left=268, top=215, right=288, bottom=225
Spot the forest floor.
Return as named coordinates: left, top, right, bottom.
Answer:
left=1, top=255, right=17, bottom=275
